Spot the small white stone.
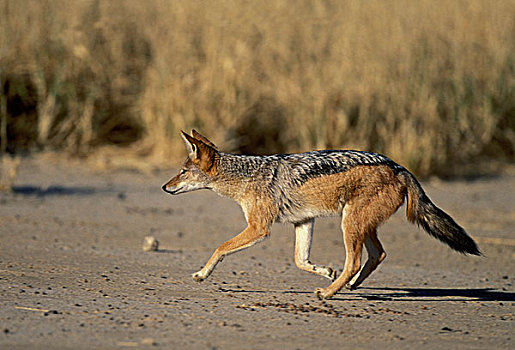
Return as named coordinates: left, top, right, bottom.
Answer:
left=142, top=236, right=159, bottom=252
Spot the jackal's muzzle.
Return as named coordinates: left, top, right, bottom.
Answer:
left=161, top=183, right=178, bottom=195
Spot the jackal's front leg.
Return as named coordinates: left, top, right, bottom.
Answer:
left=294, top=220, right=337, bottom=281
left=192, top=224, right=270, bottom=282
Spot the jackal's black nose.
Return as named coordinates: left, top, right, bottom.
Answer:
left=161, top=184, right=168, bottom=192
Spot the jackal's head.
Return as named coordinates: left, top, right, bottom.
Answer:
left=162, top=130, right=219, bottom=195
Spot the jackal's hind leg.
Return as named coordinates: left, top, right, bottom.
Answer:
left=315, top=207, right=364, bottom=299
left=192, top=225, right=270, bottom=282
left=346, top=231, right=386, bottom=290
left=294, top=220, right=337, bottom=281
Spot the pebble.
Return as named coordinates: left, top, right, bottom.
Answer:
left=142, top=236, right=159, bottom=252
left=141, top=338, right=157, bottom=346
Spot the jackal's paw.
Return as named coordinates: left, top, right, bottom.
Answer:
left=345, top=283, right=357, bottom=291
left=327, top=268, right=337, bottom=281
left=191, top=271, right=207, bottom=282
left=314, top=287, right=334, bottom=300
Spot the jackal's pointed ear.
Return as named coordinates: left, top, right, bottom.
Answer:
left=180, top=130, right=218, bottom=171
left=181, top=131, right=198, bottom=159
left=191, top=129, right=218, bottom=150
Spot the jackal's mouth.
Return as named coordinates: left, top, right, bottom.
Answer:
left=161, top=184, right=181, bottom=195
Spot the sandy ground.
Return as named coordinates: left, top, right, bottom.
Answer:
left=0, top=155, right=514, bottom=349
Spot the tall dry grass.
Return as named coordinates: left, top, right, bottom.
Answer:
left=1, top=0, right=513, bottom=176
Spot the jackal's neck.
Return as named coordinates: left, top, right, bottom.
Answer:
left=219, top=153, right=275, bottom=176
left=209, top=153, right=276, bottom=200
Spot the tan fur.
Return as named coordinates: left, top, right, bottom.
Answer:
left=297, top=165, right=404, bottom=214
left=163, top=130, right=480, bottom=299
left=314, top=166, right=406, bottom=299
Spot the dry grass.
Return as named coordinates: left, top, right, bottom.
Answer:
left=1, top=0, right=514, bottom=176
left=0, top=155, right=19, bottom=191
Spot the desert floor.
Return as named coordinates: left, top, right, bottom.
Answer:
left=1, top=155, right=514, bottom=349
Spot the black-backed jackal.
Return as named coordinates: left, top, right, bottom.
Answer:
left=162, top=130, right=481, bottom=299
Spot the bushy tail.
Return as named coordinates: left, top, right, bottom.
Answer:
left=402, top=171, right=481, bottom=256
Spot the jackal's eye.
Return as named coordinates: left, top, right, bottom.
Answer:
left=179, top=169, right=187, bottom=175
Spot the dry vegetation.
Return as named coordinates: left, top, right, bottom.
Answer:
left=0, top=0, right=513, bottom=176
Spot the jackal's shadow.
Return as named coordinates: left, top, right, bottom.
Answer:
left=335, top=287, right=515, bottom=302
left=218, top=286, right=514, bottom=302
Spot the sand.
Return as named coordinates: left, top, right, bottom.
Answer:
left=1, top=155, right=513, bottom=349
